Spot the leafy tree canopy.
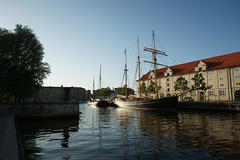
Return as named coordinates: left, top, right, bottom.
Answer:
left=191, top=73, right=205, bottom=89
left=147, top=80, right=156, bottom=94
left=174, top=76, right=189, bottom=92
left=115, top=85, right=134, bottom=96
left=0, top=24, right=51, bottom=100
left=96, top=87, right=111, bottom=97
left=191, top=73, right=211, bottom=91
left=139, top=81, right=147, bottom=93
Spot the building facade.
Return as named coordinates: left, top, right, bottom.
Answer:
left=36, top=86, right=87, bottom=102
left=137, top=52, right=240, bottom=101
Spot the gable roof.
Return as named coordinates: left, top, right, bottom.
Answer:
left=139, top=51, right=240, bottom=81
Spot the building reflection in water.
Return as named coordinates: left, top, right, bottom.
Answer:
left=115, top=108, right=240, bottom=159
left=18, top=103, right=240, bottom=159
left=17, top=116, right=79, bottom=159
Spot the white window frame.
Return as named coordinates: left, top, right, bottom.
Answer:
left=209, top=91, right=214, bottom=96
left=220, top=90, right=225, bottom=96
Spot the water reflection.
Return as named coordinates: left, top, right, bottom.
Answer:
left=115, top=108, right=240, bottom=159
left=17, top=116, right=79, bottom=160
left=18, top=104, right=240, bottom=160
left=176, top=111, right=240, bottom=159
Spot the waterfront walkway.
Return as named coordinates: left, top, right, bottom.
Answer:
left=0, top=115, right=20, bottom=160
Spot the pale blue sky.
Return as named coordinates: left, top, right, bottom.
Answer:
left=1, top=0, right=240, bottom=91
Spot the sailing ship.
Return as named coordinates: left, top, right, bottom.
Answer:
left=88, top=77, right=98, bottom=106
left=114, top=31, right=178, bottom=109
left=88, top=64, right=109, bottom=107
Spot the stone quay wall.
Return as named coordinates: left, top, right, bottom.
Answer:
left=0, top=102, right=80, bottom=117
left=177, top=101, right=240, bottom=111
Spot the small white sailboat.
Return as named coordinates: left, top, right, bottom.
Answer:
left=88, top=77, right=98, bottom=106
left=88, top=65, right=108, bottom=107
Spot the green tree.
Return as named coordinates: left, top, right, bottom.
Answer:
left=96, top=87, right=111, bottom=97
left=191, top=73, right=205, bottom=89
left=0, top=24, right=51, bottom=101
left=147, top=81, right=155, bottom=93
left=174, top=76, right=189, bottom=92
left=191, top=73, right=211, bottom=91
left=115, top=85, right=134, bottom=96
left=139, top=81, right=147, bottom=93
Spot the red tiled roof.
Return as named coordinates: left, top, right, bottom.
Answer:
left=139, top=51, right=240, bottom=81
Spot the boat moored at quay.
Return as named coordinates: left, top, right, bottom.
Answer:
left=114, top=31, right=178, bottom=109
left=114, top=96, right=178, bottom=109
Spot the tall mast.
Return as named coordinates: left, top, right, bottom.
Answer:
left=93, top=76, right=95, bottom=99
left=143, top=30, right=168, bottom=99
left=124, top=48, right=128, bottom=99
left=137, top=35, right=141, bottom=100
left=152, top=30, right=158, bottom=98
left=99, top=64, right=101, bottom=90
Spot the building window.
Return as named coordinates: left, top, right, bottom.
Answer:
left=199, top=73, right=202, bottom=77
left=167, top=78, right=170, bottom=81
left=220, top=91, right=225, bottom=96
left=220, top=77, right=224, bottom=80
left=208, top=72, right=212, bottom=75
left=235, top=75, right=240, bottom=79
left=199, top=67, right=202, bottom=72
left=236, top=82, right=240, bottom=86
left=209, top=84, right=213, bottom=88
left=167, top=83, right=170, bottom=86
left=209, top=78, right=213, bottom=81
left=220, top=84, right=224, bottom=87
left=167, top=73, right=169, bottom=76
left=167, top=88, right=170, bottom=92
left=209, top=91, right=214, bottom=96
left=219, top=70, right=223, bottom=74
left=191, top=91, right=195, bottom=96
left=235, top=68, right=239, bottom=72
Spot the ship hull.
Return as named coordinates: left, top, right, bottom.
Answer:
left=114, top=96, right=178, bottom=109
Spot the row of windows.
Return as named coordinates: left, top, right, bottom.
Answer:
left=209, top=91, right=225, bottom=96
left=163, top=68, right=239, bottom=79
left=165, top=75, right=238, bottom=84
left=208, top=68, right=239, bottom=75
left=165, top=82, right=239, bottom=90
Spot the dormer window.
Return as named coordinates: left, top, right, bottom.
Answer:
left=164, top=67, right=173, bottom=77
left=195, top=60, right=207, bottom=72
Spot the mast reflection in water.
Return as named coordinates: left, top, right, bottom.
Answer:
left=18, top=103, right=240, bottom=160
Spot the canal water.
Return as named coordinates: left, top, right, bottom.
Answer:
left=18, top=103, right=240, bottom=160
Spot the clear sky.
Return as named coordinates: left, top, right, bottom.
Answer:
left=1, top=0, right=240, bottom=91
